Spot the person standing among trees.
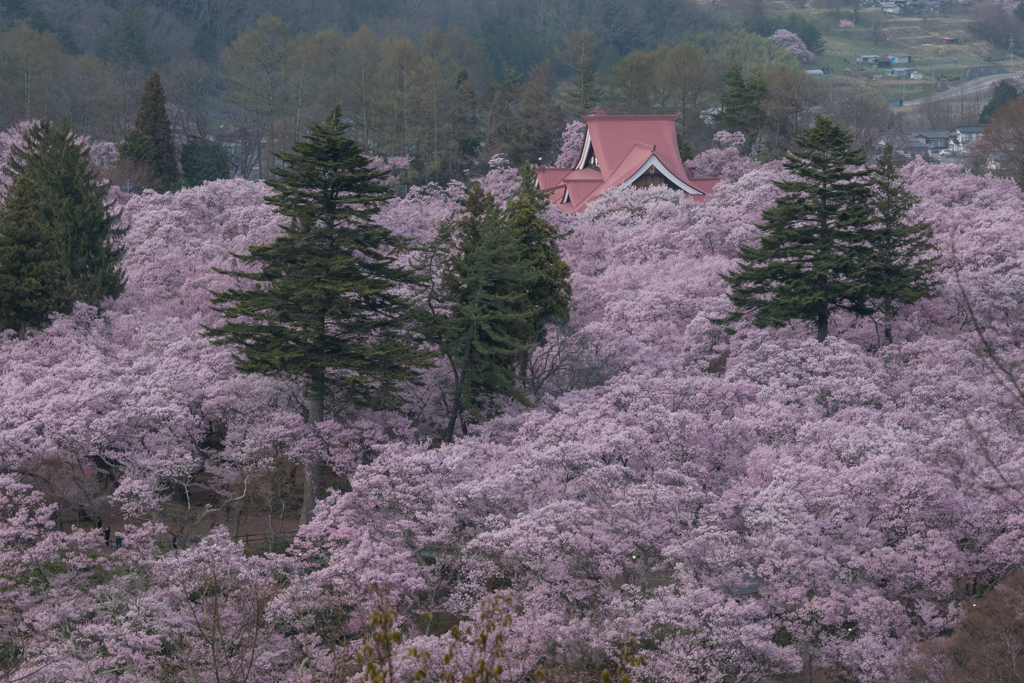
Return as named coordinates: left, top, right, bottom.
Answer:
left=205, top=105, right=433, bottom=524
left=723, top=115, right=936, bottom=342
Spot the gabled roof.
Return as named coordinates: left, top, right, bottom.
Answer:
left=912, top=130, right=953, bottom=139
left=955, top=125, right=983, bottom=134
left=537, top=111, right=718, bottom=214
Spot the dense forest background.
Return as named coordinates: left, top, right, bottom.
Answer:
left=0, top=0, right=891, bottom=185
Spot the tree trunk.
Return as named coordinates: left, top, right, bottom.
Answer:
left=444, top=393, right=462, bottom=443
left=816, top=311, right=829, bottom=342
left=300, top=391, right=324, bottom=525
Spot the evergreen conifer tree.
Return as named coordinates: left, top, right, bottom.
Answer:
left=180, top=137, right=231, bottom=187
left=869, top=145, right=938, bottom=344
left=426, top=168, right=571, bottom=442
left=980, top=81, right=1019, bottom=125
left=134, top=70, right=179, bottom=190
left=0, top=175, right=73, bottom=338
left=723, top=115, right=907, bottom=341
left=7, top=119, right=124, bottom=308
left=117, top=128, right=154, bottom=168
left=715, top=63, right=765, bottom=145
left=205, top=106, right=433, bottom=523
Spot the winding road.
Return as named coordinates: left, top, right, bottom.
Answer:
left=901, top=71, right=1024, bottom=107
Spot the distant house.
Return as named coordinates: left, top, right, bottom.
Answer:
left=986, top=151, right=1007, bottom=171
left=884, top=67, right=909, bottom=76
left=951, top=125, right=983, bottom=153
left=941, top=36, right=959, bottom=44
left=806, top=69, right=825, bottom=77
left=888, top=53, right=912, bottom=64
left=879, top=133, right=937, bottom=161
left=857, top=55, right=880, bottom=64
left=912, top=130, right=954, bottom=150
left=536, top=111, right=720, bottom=214
left=881, top=2, right=901, bottom=13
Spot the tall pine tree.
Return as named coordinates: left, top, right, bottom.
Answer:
left=868, top=145, right=938, bottom=344
left=0, top=175, right=72, bottom=338
left=724, top=115, right=890, bottom=341
left=4, top=119, right=124, bottom=311
left=134, top=70, right=179, bottom=190
left=715, top=63, right=765, bottom=145
left=205, top=106, right=433, bottom=523
left=425, top=167, right=571, bottom=442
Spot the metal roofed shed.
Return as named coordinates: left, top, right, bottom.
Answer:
left=888, top=53, right=912, bottom=63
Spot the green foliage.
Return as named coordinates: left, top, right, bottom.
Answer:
left=752, top=12, right=825, bottom=54
left=869, top=145, right=939, bottom=343
left=480, top=20, right=543, bottom=81
left=715, top=62, right=766, bottom=143
left=134, top=70, right=179, bottom=190
left=724, top=115, right=934, bottom=342
left=6, top=119, right=124, bottom=311
left=27, top=9, right=52, bottom=34
left=206, top=105, right=432, bottom=410
left=0, top=176, right=72, bottom=337
left=118, top=128, right=154, bottom=167
left=510, top=61, right=563, bottom=165
left=556, top=29, right=606, bottom=117
left=180, top=137, right=231, bottom=187
left=112, top=5, right=152, bottom=67
left=425, top=167, right=571, bottom=442
left=444, top=68, right=481, bottom=177
left=692, top=29, right=800, bottom=71
left=606, top=50, right=655, bottom=114
left=980, top=80, right=1019, bottom=125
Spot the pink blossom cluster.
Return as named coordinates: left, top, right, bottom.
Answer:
left=685, top=132, right=763, bottom=181
left=840, top=19, right=855, bottom=27
left=3, top=124, right=1024, bottom=680
left=554, top=120, right=588, bottom=168
left=770, top=28, right=814, bottom=63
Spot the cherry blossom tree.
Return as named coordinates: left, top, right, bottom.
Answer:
left=770, top=29, right=814, bottom=63
left=554, top=120, right=588, bottom=168
left=1, top=121, right=1024, bottom=682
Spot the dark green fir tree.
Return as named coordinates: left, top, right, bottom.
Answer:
left=980, top=80, right=1019, bottom=125
left=180, top=137, right=231, bottom=187
left=723, top=115, right=884, bottom=341
left=715, top=63, right=765, bottom=145
left=0, top=175, right=73, bottom=338
left=868, top=145, right=939, bottom=344
left=134, top=70, right=179, bottom=190
left=205, top=105, right=433, bottom=523
left=426, top=167, right=571, bottom=442
left=117, top=128, right=154, bottom=169
left=8, top=119, right=124, bottom=308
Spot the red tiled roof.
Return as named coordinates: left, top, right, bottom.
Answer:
left=538, top=112, right=720, bottom=213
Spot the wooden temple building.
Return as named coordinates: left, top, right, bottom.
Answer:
left=537, top=111, right=721, bottom=215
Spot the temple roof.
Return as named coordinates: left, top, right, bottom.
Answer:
left=538, top=111, right=719, bottom=214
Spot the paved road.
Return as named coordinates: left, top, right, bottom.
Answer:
left=902, top=72, right=1024, bottom=107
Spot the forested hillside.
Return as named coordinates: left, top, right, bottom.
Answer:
left=2, top=0, right=1024, bottom=680
left=0, top=104, right=1021, bottom=679
left=0, top=0, right=908, bottom=185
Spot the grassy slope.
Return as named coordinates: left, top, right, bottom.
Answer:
left=761, top=3, right=1009, bottom=101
